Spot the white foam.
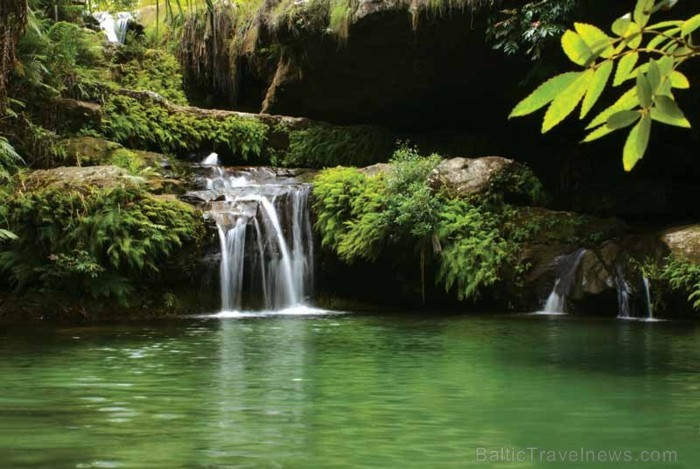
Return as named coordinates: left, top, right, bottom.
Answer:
left=202, top=305, right=343, bottom=319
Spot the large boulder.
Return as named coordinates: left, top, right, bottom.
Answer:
left=428, top=156, right=543, bottom=203
left=660, top=225, right=700, bottom=262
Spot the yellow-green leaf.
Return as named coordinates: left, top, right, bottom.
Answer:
left=587, top=87, right=639, bottom=129
left=634, top=0, right=654, bottom=28
left=575, top=23, right=615, bottom=58
left=623, top=114, right=651, bottom=171
left=681, top=13, right=700, bottom=37
left=653, top=95, right=691, bottom=128
left=582, top=124, right=616, bottom=143
left=648, top=27, right=680, bottom=49
left=612, top=14, right=632, bottom=37
left=647, top=60, right=662, bottom=92
left=562, top=30, right=593, bottom=66
left=614, top=52, right=638, bottom=86
left=582, top=61, right=613, bottom=118
left=637, top=72, right=652, bottom=108
left=543, top=69, right=593, bottom=133
left=670, top=70, right=690, bottom=89
left=509, top=72, right=581, bottom=118
left=625, top=22, right=643, bottom=49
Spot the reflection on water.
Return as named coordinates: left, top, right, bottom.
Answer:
left=0, top=314, right=699, bottom=467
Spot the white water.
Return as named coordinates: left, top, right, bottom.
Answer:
left=615, top=265, right=632, bottom=319
left=643, top=276, right=654, bottom=321
left=94, top=12, right=132, bottom=44
left=203, top=165, right=314, bottom=312
left=201, top=152, right=220, bottom=166
left=540, top=248, right=587, bottom=314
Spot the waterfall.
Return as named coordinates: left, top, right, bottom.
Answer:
left=202, top=165, right=315, bottom=312
left=93, top=12, right=132, bottom=44
left=201, top=152, right=219, bottom=166
left=540, top=248, right=587, bottom=314
left=643, top=276, right=654, bottom=321
left=615, top=265, right=632, bottom=319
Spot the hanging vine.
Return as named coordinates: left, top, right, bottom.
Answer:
left=0, top=0, right=28, bottom=113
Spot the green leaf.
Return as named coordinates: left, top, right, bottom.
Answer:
left=561, top=30, right=593, bottom=66
left=575, top=23, right=615, bottom=58
left=587, top=87, right=638, bottom=129
left=614, top=52, right=638, bottom=86
left=634, top=0, right=654, bottom=28
left=625, top=22, right=643, bottom=49
left=623, top=114, right=651, bottom=171
left=582, top=61, right=613, bottom=118
left=681, top=13, right=700, bottom=37
left=582, top=124, right=616, bottom=143
left=636, top=72, right=653, bottom=108
left=670, top=71, right=690, bottom=89
left=612, top=15, right=632, bottom=37
left=647, top=60, right=661, bottom=92
left=509, top=72, right=581, bottom=118
left=608, top=110, right=641, bottom=129
left=646, top=20, right=683, bottom=30
left=653, top=95, right=691, bottom=128
left=543, top=70, right=593, bottom=133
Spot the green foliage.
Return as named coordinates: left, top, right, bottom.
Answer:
left=113, top=49, right=189, bottom=105
left=437, top=199, right=516, bottom=300
left=642, top=256, right=700, bottom=311
left=313, top=146, right=529, bottom=301
left=101, top=95, right=268, bottom=157
left=284, top=125, right=392, bottom=168
left=0, top=184, right=204, bottom=304
left=511, top=0, right=698, bottom=171
left=487, top=0, right=579, bottom=60
left=0, top=137, right=24, bottom=181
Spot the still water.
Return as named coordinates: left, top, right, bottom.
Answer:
left=0, top=312, right=698, bottom=468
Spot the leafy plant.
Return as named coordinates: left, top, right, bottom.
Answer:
left=0, top=184, right=204, bottom=303
left=510, top=0, right=698, bottom=170
left=641, top=255, right=700, bottom=312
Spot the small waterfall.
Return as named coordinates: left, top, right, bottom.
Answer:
left=201, top=152, right=219, bottom=166
left=615, top=265, right=632, bottom=319
left=540, top=248, right=587, bottom=314
left=643, top=276, right=654, bottom=321
left=202, top=165, right=315, bottom=312
left=93, top=12, right=132, bottom=44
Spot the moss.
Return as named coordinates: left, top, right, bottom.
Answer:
left=284, top=124, right=393, bottom=168
left=99, top=94, right=269, bottom=158
left=113, top=49, right=189, bottom=105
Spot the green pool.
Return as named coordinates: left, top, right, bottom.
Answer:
left=1, top=312, right=698, bottom=467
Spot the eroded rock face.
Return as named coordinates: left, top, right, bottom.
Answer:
left=661, top=225, right=700, bottom=262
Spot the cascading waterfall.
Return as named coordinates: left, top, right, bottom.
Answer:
left=200, top=159, right=314, bottom=312
left=93, top=12, right=132, bottom=44
left=541, top=248, right=587, bottom=314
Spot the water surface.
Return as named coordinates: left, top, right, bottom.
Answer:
left=0, top=313, right=698, bottom=467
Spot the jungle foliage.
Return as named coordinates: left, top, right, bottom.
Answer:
left=511, top=0, right=699, bottom=171
left=642, top=255, right=700, bottom=312
left=0, top=183, right=204, bottom=304
left=312, top=146, right=541, bottom=302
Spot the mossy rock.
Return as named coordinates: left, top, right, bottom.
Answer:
left=661, top=225, right=700, bottom=264
left=59, top=137, right=169, bottom=173
left=24, top=166, right=144, bottom=192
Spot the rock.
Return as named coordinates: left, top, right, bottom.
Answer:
left=428, top=156, right=542, bottom=204
left=59, top=137, right=122, bottom=166
left=660, top=225, right=700, bottom=262
left=358, top=163, right=391, bottom=177
left=25, top=166, right=144, bottom=192
left=50, top=98, right=102, bottom=132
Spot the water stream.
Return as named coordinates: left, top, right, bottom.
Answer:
left=540, top=248, right=587, bottom=314
left=200, top=159, right=314, bottom=312
left=94, top=12, right=132, bottom=44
